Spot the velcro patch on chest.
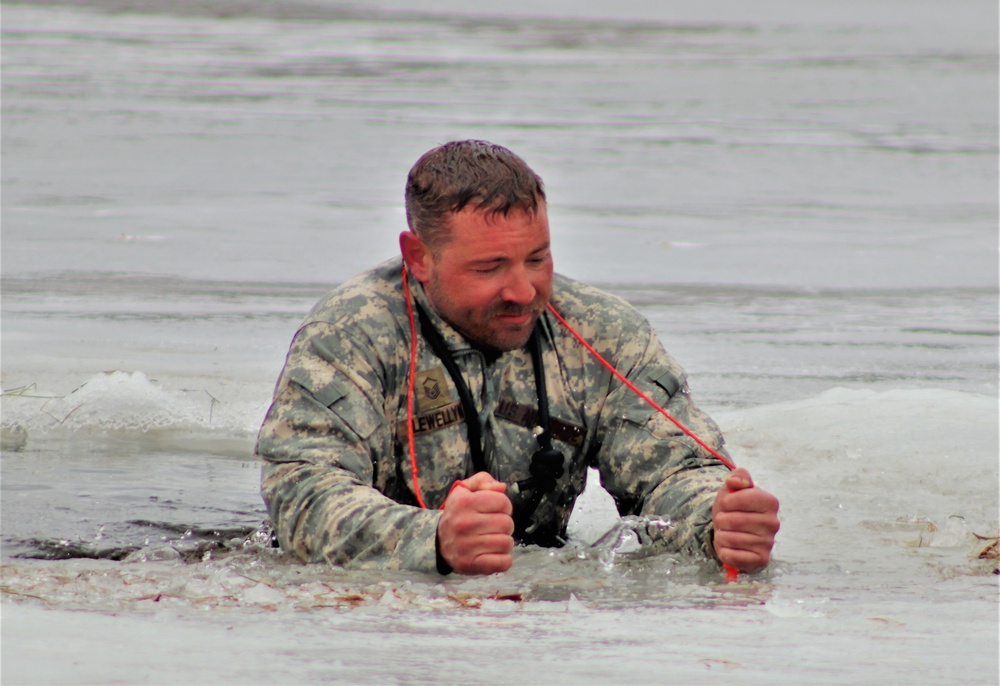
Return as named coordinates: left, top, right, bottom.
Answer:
left=397, top=400, right=466, bottom=442
left=415, top=367, right=452, bottom=412
left=495, top=398, right=586, bottom=447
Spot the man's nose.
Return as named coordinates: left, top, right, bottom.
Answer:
left=500, top=265, right=536, bottom=305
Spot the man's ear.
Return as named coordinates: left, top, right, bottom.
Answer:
left=399, top=231, right=432, bottom=282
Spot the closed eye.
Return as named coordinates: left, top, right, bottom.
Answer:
left=470, top=261, right=503, bottom=273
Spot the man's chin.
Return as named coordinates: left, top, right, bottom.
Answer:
left=468, top=319, right=538, bottom=353
left=493, top=318, right=542, bottom=351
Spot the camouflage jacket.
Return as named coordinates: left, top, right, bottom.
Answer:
left=256, top=258, right=731, bottom=573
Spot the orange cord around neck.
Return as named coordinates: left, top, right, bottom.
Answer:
left=401, top=266, right=740, bottom=579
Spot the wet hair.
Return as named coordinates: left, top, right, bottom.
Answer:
left=404, top=140, right=546, bottom=249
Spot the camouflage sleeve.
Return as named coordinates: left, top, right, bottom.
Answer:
left=255, top=321, right=441, bottom=572
left=592, top=317, right=730, bottom=561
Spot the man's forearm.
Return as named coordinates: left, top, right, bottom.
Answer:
left=261, top=459, right=442, bottom=572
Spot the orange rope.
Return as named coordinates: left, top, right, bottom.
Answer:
left=544, top=303, right=736, bottom=471
left=401, top=266, right=430, bottom=509
left=544, top=303, right=740, bottom=581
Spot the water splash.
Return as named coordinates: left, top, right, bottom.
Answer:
left=586, top=515, right=677, bottom=568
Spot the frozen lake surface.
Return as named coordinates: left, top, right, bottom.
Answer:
left=1, top=0, right=997, bottom=683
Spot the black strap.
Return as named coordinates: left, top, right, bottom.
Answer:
left=513, top=327, right=565, bottom=541
left=414, top=302, right=487, bottom=476
left=531, top=326, right=554, bottom=452
left=528, top=325, right=565, bottom=487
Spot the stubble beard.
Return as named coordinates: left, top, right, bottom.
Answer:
left=424, top=279, right=547, bottom=353
left=479, top=300, right=546, bottom=352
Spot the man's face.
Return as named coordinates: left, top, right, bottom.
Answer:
left=416, top=204, right=553, bottom=352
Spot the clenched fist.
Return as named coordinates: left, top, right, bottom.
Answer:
left=437, top=472, right=515, bottom=575
left=712, top=467, right=780, bottom=573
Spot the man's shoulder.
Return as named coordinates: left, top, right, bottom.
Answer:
left=303, top=257, right=405, bottom=329
left=549, top=274, right=685, bottom=381
left=551, top=273, right=647, bottom=333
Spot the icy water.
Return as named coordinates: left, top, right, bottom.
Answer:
left=1, top=1, right=998, bottom=684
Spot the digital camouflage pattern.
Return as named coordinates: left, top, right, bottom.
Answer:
left=256, top=257, right=732, bottom=573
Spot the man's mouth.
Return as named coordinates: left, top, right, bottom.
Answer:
left=495, top=311, right=534, bottom=325
left=491, top=304, right=541, bottom=326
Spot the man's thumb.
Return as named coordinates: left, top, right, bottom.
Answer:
left=725, top=467, right=754, bottom=491
left=460, top=471, right=507, bottom=493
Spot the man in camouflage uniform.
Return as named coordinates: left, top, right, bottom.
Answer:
left=256, top=140, right=780, bottom=575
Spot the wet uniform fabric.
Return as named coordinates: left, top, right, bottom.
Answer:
left=256, top=258, right=731, bottom=573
